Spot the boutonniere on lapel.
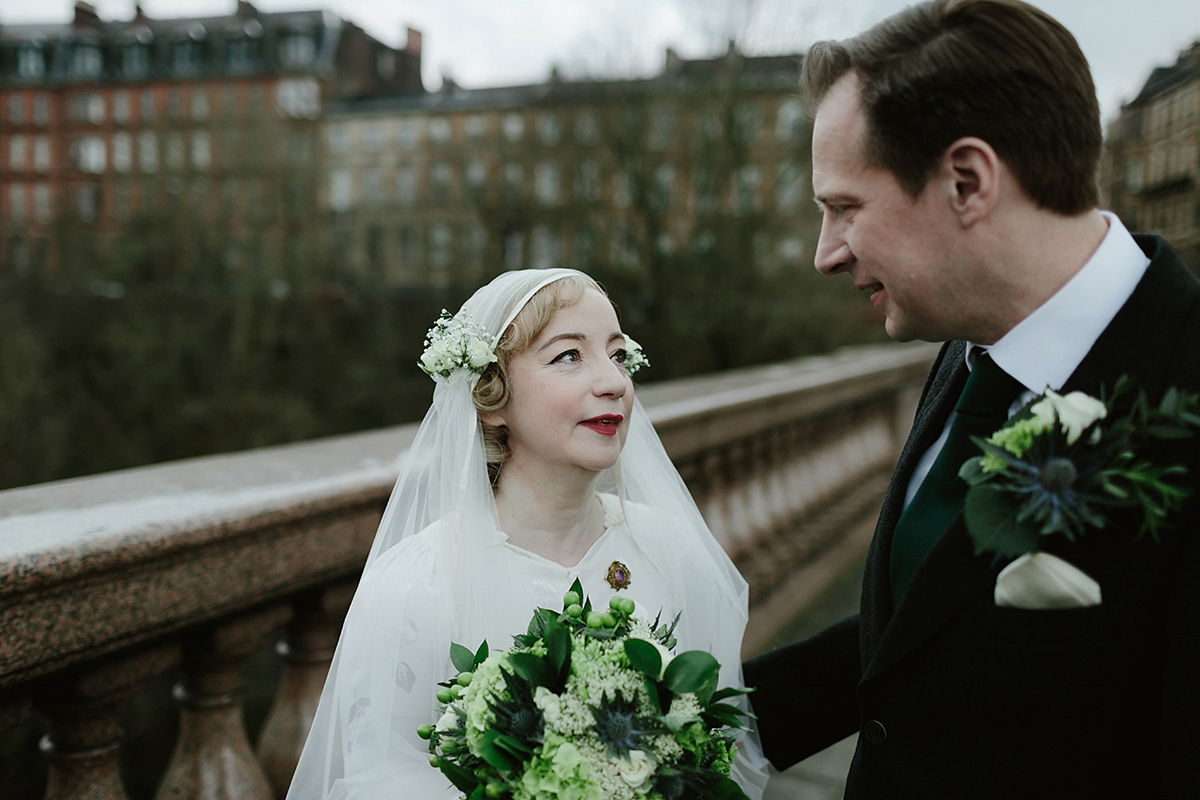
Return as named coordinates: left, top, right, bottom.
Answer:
left=958, top=378, right=1200, bottom=609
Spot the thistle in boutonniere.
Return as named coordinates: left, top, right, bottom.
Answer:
left=959, top=377, right=1200, bottom=559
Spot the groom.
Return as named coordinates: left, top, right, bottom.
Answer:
left=744, top=1, right=1200, bottom=797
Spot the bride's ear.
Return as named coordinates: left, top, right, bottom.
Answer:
left=479, top=408, right=505, bottom=427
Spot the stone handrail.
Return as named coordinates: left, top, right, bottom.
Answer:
left=0, top=341, right=937, bottom=799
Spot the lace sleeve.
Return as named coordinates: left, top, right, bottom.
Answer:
left=287, top=537, right=461, bottom=800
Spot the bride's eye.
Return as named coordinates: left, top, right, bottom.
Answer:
left=550, top=348, right=582, bottom=364
left=611, top=349, right=628, bottom=364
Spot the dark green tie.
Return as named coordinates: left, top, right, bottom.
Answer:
left=890, top=351, right=1025, bottom=605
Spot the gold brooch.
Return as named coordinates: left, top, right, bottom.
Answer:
left=606, top=560, right=631, bottom=590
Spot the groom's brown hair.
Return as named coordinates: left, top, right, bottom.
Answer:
left=802, top=0, right=1101, bottom=215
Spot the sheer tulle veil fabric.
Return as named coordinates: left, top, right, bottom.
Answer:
left=287, top=268, right=768, bottom=799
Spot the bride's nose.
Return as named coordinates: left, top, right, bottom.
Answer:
left=593, top=358, right=628, bottom=398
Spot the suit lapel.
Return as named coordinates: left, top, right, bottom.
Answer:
left=860, top=235, right=1196, bottom=682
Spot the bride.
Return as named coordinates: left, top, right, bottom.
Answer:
left=286, top=268, right=768, bottom=798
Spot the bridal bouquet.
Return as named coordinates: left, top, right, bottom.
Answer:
left=417, top=581, right=753, bottom=800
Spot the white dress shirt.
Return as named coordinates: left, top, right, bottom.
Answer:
left=903, top=211, right=1151, bottom=507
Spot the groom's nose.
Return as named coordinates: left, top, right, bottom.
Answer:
left=814, top=217, right=851, bottom=276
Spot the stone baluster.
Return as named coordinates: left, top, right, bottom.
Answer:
left=36, top=643, right=178, bottom=800
left=157, top=606, right=289, bottom=800
left=257, top=581, right=356, bottom=797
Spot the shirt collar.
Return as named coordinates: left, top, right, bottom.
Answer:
left=967, top=211, right=1149, bottom=392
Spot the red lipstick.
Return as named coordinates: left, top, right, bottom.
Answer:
left=580, top=414, right=623, bottom=435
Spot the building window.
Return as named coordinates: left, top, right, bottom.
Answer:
left=70, top=93, right=106, bottom=124
left=504, top=230, right=524, bottom=270
left=75, top=185, right=100, bottom=222
left=531, top=225, right=560, bottom=269
left=33, top=184, right=52, bottom=223
left=113, top=90, right=131, bottom=124
left=8, top=94, right=24, bottom=125
left=503, top=163, right=524, bottom=200
left=694, top=167, right=717, bottom=214
left=431, top=163, right=453, bottom=204
left=429, top=224, right=452, bottom=279
left=8, top=136, right=27, bottom=172
left=8, top=184, right=26, bottom=222
left=71, top=137, right=107, bottom=174
left=71, top=45, right=103, bottom=79
left=173, top=40, right=204, bottom=75
left=735, top=164, right=761, bottom=214
left=18, top=45, right=46, bottom=79
left=503, top=113, right=525, bottom=142
left=775, top=161, right=804, bottom=213
left=575, top=112, right=599, bottom=144
left=330, top=169, right=353, bottom=211
left=32, top=94, right=49, bottom=126
left=466, top=160, right=488, bottom=199
left=363, top=168, right=384, bottom=207
left=396, top=164, right=417, bottom=204
left=140, top=90, right=156, bottom=121
left=229, top=38, right=257, bottom=72
left=651, top=164, right=674, bottom=212
left=465, top=115, right=489, bottom=139
left=535, top=162, right=560, bottom=205
left=277, top=78, right=319, bottom=119
left=612, top=172, right=631, bottom=209
left=328, top=124, right=350, bottom=154
left=775, top=98, right=804, bottom=141
left=122, top=44, right=150, bottom=78
left=139, top=132, right=159, bottom=173
left=397, top=118, right=422, bottom=149
left=537, top=113, right=561, bottom=145
left=575, top=160, right=600, bottom=203
left=280, top=34, right=315, bottom=69
left=33, top=137, right=51, bottom=173
left=113, top=133, right=133, bottom=173
left=363, top=121, right=384, bottom=151
left=166, top=133, right=185, bottom=170
left=429, top=117, right=452, bottom=144
left=192, top=132, right=211, bottom=169
left=114, top=183, right=132, bottom=220
left=192, top=88, right=209, bottom=121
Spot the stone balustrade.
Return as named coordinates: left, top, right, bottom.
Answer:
left=0, top=342, right=937, bottom=799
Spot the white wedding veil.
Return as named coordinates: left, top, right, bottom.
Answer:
left=287, top=268, right=768, bottom=799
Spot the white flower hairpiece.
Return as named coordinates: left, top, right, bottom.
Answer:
left=418, top=310, right=498, bottom=381
left=623, top=335, right=649, bottom=376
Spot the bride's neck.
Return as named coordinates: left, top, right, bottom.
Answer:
left=493, top=466, right=605, bottom=567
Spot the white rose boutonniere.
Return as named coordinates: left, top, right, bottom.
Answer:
left=959, top=377, right=1200, bottom=560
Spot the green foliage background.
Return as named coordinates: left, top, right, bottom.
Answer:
left=0, top=261, right=881, bottom=492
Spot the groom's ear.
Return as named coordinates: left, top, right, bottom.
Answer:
left=942, top=136, right=1000, bottom=228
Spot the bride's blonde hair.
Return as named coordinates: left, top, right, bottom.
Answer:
left=472, top=274, right=606, bottom=482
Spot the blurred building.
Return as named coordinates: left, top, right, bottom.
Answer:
left=321, top=44, right=817, bottom=289
left=1102, top=39, right=1200, bottom=273
left=0, top=0, right=422, bottom=276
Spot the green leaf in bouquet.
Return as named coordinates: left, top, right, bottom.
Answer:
left=663, top=651, right=720, bottom=698
left=643, top=675, right=664, bottom=715
left=474, top=640, right=490, bottom=669
left=624, top=638, right=663, bottom=681
left=508, top=651, right=555, bottom=689
left=477, top=729, right=523, bottom=772
left=437, top=759, right=481, bottom=794
left=704, top=774, right=752, bottom=800
left=709, top=686, right=754, bottom=703
left=451, top=642, right=476, bottom=674
left=545, top=617, right=571, bottom=685
left=466, top=787, right=485, bottom=800
left=963, top=484, right=1042, bottom=558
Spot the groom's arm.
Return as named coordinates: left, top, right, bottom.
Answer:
left=742, top=614, right=862, bottom=770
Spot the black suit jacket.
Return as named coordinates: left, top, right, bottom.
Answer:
left=745, top=235, right=1200, bottom=798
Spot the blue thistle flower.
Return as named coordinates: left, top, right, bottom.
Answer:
left=590, top=689, right=664, bottom=758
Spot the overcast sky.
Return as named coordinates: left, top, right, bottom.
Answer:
left=2, top=0, right=1197, bottom=124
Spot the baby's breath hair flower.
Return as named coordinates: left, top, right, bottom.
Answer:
left=622, top=335, right=650, bottom=376
left=419, top=310, right=498, bottom=381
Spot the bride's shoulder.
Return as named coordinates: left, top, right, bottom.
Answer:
left=597, top=492, right=683, bottom=533
left=359, top=519, right=453, bottom=589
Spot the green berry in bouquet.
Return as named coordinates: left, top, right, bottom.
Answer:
left=422, top=579, right=755, bottom=800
